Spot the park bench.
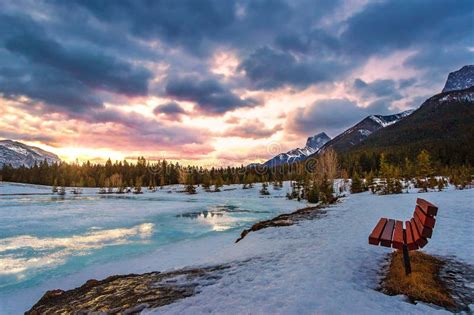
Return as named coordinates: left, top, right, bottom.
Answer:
left=368, top=198, right=438, bottom=274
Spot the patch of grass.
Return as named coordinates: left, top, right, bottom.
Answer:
left=381, top=250, right=457, bottom=310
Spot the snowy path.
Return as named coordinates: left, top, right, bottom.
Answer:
left=153, top=189, right=473, bottom=314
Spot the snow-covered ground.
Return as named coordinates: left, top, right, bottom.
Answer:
left=0, top=182, right=472, bottom=314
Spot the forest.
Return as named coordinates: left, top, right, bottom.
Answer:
left=1, top=147, right=472, bottom=204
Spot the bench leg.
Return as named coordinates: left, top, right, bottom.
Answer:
left=402, top=244, right=412, bottom=275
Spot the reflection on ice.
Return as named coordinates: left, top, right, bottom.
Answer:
left=0, top=223, right=154, bottom=277
left=177, top=206, right=260, bottom=232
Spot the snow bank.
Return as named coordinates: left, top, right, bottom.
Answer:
left=154, top=189, right=473, bottom=314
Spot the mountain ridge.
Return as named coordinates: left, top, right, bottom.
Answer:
left=0, top=140, right=60, bottom=168
left=344, top=85, right=474, bottom=166
left=314, top=110, right=413, bottom=155
left=263, top=132, right=331, bottom=167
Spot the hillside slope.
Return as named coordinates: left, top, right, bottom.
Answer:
left=317, top=110, right=413, bottom=154
left=346, top=87, right=474, bottom=165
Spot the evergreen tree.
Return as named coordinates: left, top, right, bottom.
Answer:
left=185, top=172, right=196, bottom=194
left=416, top=149, right=433, bottom=178
left=351, top=171, right=364, bottom=194
left=306, top=181, right=319, bottom=203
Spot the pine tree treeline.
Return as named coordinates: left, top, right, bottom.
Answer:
left=1, top=148, right=471, bottom=193
left=350, top=149, right=472, bottom=194
left=0, top=157, right=294, bottom=189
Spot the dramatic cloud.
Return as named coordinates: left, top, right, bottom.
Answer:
left=341, top=0, right=473, bottom=55
left=0, top=12, right=151, bottom=113
left=165, top=75, right=257, bottom=114
left=238, top=46, right=351, bottom=90
left=0, top=0, right=472, bottom=164
left=5, top=33, right=151, bottom=96
left=286, top=98, right=399, bottom=137
left=68, top=0, right=237, bottom=54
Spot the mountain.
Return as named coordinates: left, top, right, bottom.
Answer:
left=442, top=65, right=474, bottom=92
left=0, top=140, right=61, bottom=168
left=263, top=132, right=331, bottom=167
left=316, top=110, right=413, bottom=154
left=346, top=86, right=474, bottom=165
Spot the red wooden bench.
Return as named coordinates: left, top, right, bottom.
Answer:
left=368, top=198, right=439, bottom=274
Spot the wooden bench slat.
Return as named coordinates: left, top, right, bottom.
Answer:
left=411, top=218, right=428, bottom=248
left=405, top=221, right=418, bottom=251
left=380, top=219, right=395, bottom=247
left=417, top=198, right=438, bottom=216
left=413, top=211, right=433, bottom=238
left=368, top=218, right=387, bottom=245
left=368, top=199, right=438, bottom=251
left=392, top=220, right=404, bottom=249
left=414, top=206, right=436, bottom=229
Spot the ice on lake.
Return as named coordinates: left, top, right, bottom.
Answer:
left=0, top=181, right=302, bottom=313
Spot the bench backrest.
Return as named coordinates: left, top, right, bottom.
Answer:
left=406, top=198, right=438, bottom=250
left=368, top=198, right=439, bottom=251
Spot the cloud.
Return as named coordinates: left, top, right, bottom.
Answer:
left=223, top=119, right=282, bottom=139
left=5, top=33, right=151, bottom=96
left=0, top=13, right=151, bottom=113
left=77, top=108, right=211, bottom=149
left=165, top=75, right=257, bottom=114
left=352, top=78, right=402, bottom=100
left=286, top=98, right=398, bottom=137
left=341, top=0, right=474, bottom=55
left=0, top=66, right=103, bottom=112
left=404, top=47, right=474, bottom=89
left=1, top=0, right=473, bottom=165
left=238, top=46, right=351, bottom=90
left=153, top=102, right=187, bottom=121
left=66, top=0, right=238, bottom=54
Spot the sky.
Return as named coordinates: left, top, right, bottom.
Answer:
left=0, top=0, right=473, bottom=166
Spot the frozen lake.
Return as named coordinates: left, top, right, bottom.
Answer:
left=0, top=181, right=302, bottom=313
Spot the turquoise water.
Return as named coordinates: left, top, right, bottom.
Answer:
left=0, top=183, right=299, bottom=298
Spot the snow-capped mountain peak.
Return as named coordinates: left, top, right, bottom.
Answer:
left=263, top=132, right=331, bottom=167
left=442, top=65, right=474, bottom=93
left=314, top=109, right=414, bottom=154
left=0, top=140, right=61, bottom=168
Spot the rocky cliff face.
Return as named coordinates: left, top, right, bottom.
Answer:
left=442, top=65, right=474, bottom=93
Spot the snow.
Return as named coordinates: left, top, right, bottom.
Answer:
left=439, top=92, right=474, bottom=103
left=0, top=183, right=472, bottom=314
left=1, top=143, right=28, bottom=156
left=369, top=110, right=413, bottom=128
left=151, top=188, right=473, bottom=315
left=358, top=129, right=372, bottom=136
